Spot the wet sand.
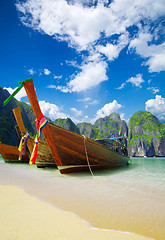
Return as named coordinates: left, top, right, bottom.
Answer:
left=0, top=185, right=152, bottom=240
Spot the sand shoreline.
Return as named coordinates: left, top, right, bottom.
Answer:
left=0, top=184, right=153, bottom=240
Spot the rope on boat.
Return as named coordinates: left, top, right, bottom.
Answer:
left=83, top=135, right=94, bottom=177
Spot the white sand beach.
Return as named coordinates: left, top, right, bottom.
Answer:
left=0, top=185, right=152, bottom=240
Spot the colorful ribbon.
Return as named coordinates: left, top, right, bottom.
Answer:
left=29, top=114, right=48, bottom=165
left=18, top=132, right=30, bottom=160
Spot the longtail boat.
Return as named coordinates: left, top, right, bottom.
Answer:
left=12, top=107, right=56, bottom=168
left=0, top=142, right=29, bottom=163
left=4, top=79, right=129, bottom=174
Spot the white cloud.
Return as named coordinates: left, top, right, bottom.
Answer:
left=129, top=31, right=153, bottom=58
left=4, top=87, right=27, bottom=101
left=44, top=68, right=51, bottom=75
left=89, top=99, right=99, bottom=105
left=71, top=114, right=89, bottom=124
left=120, top=112, right=129, bottom=124
left=69, top=60, right=108, bottom=92
left=93, top=100, right=122, bottom=122
left=56, top=59, right=108, bottom=92
left=97, top=34, right=129, bottom=61
left=47, top=85, right=56, bottom=89
left=116, top=73, right=144, bottom=89
left=16, top=0, right=165, bottom=94
left=126, top=74, right=144, bottom=88
left=27, top=68, right=36, bottom=75
left=77, top=97, right=99, bottom=105
left=145, top=95, right=165, bottom=121
left=47, top=84, right=71, bottom=93
left=39, top=100, right=68, bottom=120
left=16, top=0, right=103, bottom=50
left=77, top=97, right=92, bottom=102
left=27, top=67, right=52, bottom=76
left=16, top=0, right=165, bottom=50
left=129, top=30, right=165, bottom=72
left=39, top=100, right=86, bottom=123
left=54, top=85, right=72, bottom=93
left=147, top=87, right=159, bottom=94
left=53, top=75, right=62, bottom=79
left=116, top=83, right=126, bottom=90
left=146, top=46, right=165, bottom=73
left=70, top=107, right=83, bottom=117
left=97, top=44, right=120, bottom=61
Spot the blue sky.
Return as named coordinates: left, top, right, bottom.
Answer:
left=1, top=0, right=165, bottom=124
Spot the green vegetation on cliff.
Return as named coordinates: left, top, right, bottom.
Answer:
left=128, top=111, right=165, bottom=156
left=78, top=113, right=128, bottom=140
left=93, top=113, right=128, bottom=139
left=0, top=87, right=36, bottom=146
left=129, top=111, right=165, bottom=138
left=54, top=118, right=80, bottom=134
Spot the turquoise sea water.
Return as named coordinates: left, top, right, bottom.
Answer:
left=0, top=156, right=165, bottom=240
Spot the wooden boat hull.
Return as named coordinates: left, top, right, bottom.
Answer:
left=12, top=107, right=56, bottom=168
left=35, top=140, right=56, bottom=168
left=48, top=124, right=129, bottom=174
left=0, top=142, right=29, bottom=163
left=22, top=79, right=129, bottom=174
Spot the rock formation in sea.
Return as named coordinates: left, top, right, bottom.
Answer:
left=78, top=113, right=128, bottom=141
left=128, top=111, right=165, bottom=157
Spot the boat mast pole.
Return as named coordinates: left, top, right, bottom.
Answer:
left=23, top=79, right=62, bottom=167
left=12, top=107, right=34, bottom=153
left=13, top=107, right=27, bottom=134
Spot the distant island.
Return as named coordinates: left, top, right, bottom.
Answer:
left=1, top=86, right=165, bottom=157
